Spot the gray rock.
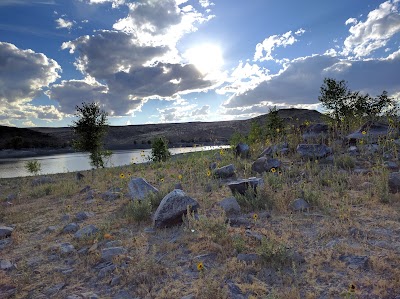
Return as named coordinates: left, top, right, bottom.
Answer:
left=347, top=121, right=397, bottom=144
left=0, top=226, right=13, bottom=239
left=104, top=240, right=123, bottom=248
left=31, top=176, right=54, bottom=186
left=213, top=164, right=236, bottom=179
left=74, top=225, right=99, bottom=239
left=101, top=247, right=127, bottom=261
left=251, top=157, right=281, bottom=174
left=0, top=285, right=16, bottom=298
left=63, top=223, right=80, bottom=234
left=98, top=263, right=116, bottom=278
left=75, top=211, right=94, bottom=221
left=209, top=162, right=217, bottom=170
left=128, top=177, right=158, bottom=201
left=81, top=292, right=100, bottom=299
left=339, top=254, right=369, bottom=270
left=153, top=189, right=200, bottom=228
left=235, top=143, right=250, bottom=158
left=0, top=259, right=14, bottom=270
left=384, top=161, right=399, bottom=171
left=174, top=183, right=183, bottom=190
left=45, top=283, right=65, bottom=296
left=237, top=253, right=261, bottom=263
left=110, top=275, right=121, bottom=287
left=45, top=226, right=58, bottom=233
left=79, top=185, right=91, bottom=194
left=348, top=146, right=359, bottom=155
left=6, top=193, right=17, bottom=201
left=291, top=198, right=310, bottom=211
left=60, top=242, right=75, bottom=255
left=227, top=280, right=245, bottom=299
left=296, top=144, right=332, bottom=159
left=101, top=191, right=120, bottom=201
left=113, top=290, right=134, bottom=299
left=389, top=172, right=400, bottom=193
left=258, top=142, right=289, bottom=158
left=181, top=295, right=195, bottom=299
left=302, top=123, right=329, bottom=141
left=218, top=197, right=241, bottom=217
left=227, top=178, right=263, bottom=196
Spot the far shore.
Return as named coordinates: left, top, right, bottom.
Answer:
left=0, top=142, right=228, bottom=159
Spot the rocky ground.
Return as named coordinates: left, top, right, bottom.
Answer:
left=1, top=124, right=400, bottom=299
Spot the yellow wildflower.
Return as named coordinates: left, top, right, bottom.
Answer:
left=270, top=168, right=276, bottom=173
left=178, top=174, right=183, bottom=180
left=362, top=130, right=367, bottom=135
left=207, top=170, right=211, bottom=177
left=197, top=262, right=204, bottom=271
left=119, top=173, right=125, bottom=179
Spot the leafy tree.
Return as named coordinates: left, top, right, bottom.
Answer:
left=150, top=136, right=171, bottom=162
left=25, top=160, right=41, bottom=175
left=229, top=131, right=246, bottom=147
left=71, top=102, right=111, bottom=168
left=248, top=121, right=262, bottom=144
left=265, top=106, right=285, bottom=141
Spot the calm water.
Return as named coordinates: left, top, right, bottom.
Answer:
left=0, top=146, right=229, bottom=179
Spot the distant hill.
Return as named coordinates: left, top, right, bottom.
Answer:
left=1, top=108, right=326, bottom=151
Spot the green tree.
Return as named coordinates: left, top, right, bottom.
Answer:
left=150, top=136, right=171, bottom=162
left=71, top=102, right=111, bottom=168
left=265, top=106, right=285, bottom=141
left=248, top=121, right=262, bottom=144
left=25, top=160, right=41, bottom=175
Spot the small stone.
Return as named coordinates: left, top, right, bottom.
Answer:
left=79, top=185, right=91, bottom=194
left=110, top=275, right=121, bottom=286
left=81, top=292, right=100, bottom=299
left=291, top=198, right=310, bottom=212
left=213, top=164, right=236, bottom=179
left=389, top=172, right=400, bottom=193
left=74, top=225, right=99, bottom=239
left=237, top=253, right=261, bottom=263
left=31, top=176, right=54, bottom=187
left=59, top=243, right=75, bottom=255
left=144, top=227, right=156, bottom=234
left=75, top=211, right=94, bottom=221
left=45, top=283, right=65, bottom=296
left=63, top=223, right=79, bottom=234
left=45, top=226, right=58, bottom=233
left=101, top=247, right=127, bottom=261
left=0, top=260, right=14, bottom=270
left=0, top=226, right=13, bottom=239
left=102, top=191, right=120, bottom=201
left=339, top=254, right=369, bottom=270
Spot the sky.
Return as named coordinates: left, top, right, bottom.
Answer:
left=0, top=0, right=400, bottom=128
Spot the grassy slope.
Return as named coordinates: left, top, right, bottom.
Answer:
left=1, top=141, right=400, bottom=298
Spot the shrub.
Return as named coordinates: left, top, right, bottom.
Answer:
left=150, top=136, right=171, bottom=162
left=24, top=160, right=41, bottom=175
left=124, top=199, right=152, bottom=223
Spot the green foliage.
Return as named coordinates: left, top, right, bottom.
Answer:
left=335, top=154, right=356, bottom=170
left=24, top=160, right=41, bottom=175
left=229, top=131, right=246, bottom=147
left=265, top=106, right=285, bottom=141
left=257, top=236, right=289, bottom=266
left=150, top=136, right=171, bottom=162
left=124, top=199, right=152, bottom=222
left=71, top=102, right=111, bottom=168
left=247, top=121, right=262, bottom=144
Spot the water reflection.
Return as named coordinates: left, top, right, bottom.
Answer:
left=0, top=146, right=229, bottom=179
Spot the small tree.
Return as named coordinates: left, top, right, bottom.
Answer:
left=248, top=121, right=262, bottom=144
left=71, top=102, right=111, bottom=168
left=25, top=160, right=41, bottom=176
left=265, top=106, right=285, bottom=141
left=150, top=136, right=171, bottom=162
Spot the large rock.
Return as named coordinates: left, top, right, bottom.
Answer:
left=346, top=121, right=397, bottom=144
left=74, top=225, right=99, bottom=239
left=218, top=197, right=241, bottom=216
left=389, top=172, right=400, bottom=193
left=235, top=143, right=250, bottom=158
left=302, top=123, right=329, bottom=141
left=101, top=247, right=127, bottom=261
left=128, top=177, right=158, bottom=201
left=153, top=189, right=199, bottom=228
left=258, top=142, right=289, bottom=158
left=296, top=144, right=332, bottom=159
left=213, top=164, right=235, bottom=179
left=227, top=178, right=263, bottom=195
left=0, top=226, right=13, bottom=239
left=251, top=157, right=281, bottom=174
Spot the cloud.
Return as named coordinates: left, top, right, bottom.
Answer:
left=0, top=0, right=56, bottom=6
left=191, top=105, right=210, bottom=116
left=0, top=42, right=61, bottom=106
left=83, top=0, right=125, bottom=8
left=343, top=0, right=400, bottom=57
left=199, top=0, right=214, bottom=8
left=56, top=17, right=74, bottom=30
left=254, top=30, right=302, bottom=62
left=224, top=52, right=400, bottom=110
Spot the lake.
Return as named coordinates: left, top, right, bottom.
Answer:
left=0, top=146, right=229, bottom=179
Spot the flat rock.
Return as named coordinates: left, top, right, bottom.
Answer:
left=128, top=177, right=158, bottom=201
left=153, top=189, right=199, bottom=228
left=101, top=191, right=120, bottom=201
left=227, top=178, right=263, bottom=195
left=258, top=142, right=289, bottom=158
left=346, top=121, right=397, bottom=144
left=101, top=247, right=127, bottom=261
left=63, top=223, right=80, bottom=234
left=296, top=144, right=332, bottom=159
left=251, top=157, right=281, bottom=173
left=74, top=225, right=99, bottom=239
left=0, top=226, right=13, bottom=239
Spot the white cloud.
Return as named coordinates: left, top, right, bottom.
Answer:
left=199, top=0, right=214, bottom=8
left=254, top=30, right=301, bottom=62
left=22, top=120, right=36, bottom=127
left=83, top=0, right=125, bottom=8
left=345, top=18, right=358, bottom=26
left=0, top=42, right=61, bottom=107
left=191, top=105, right=210, bottom=116
left=343, top=0, right=400, bottom=57
left=295, top=28, right=306, bottom=36
left=55, top=17, right=74, bottom=30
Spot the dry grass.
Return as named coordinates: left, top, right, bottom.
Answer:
left=1, top=147, right=400, bottom=298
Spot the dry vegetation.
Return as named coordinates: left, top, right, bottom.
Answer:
left=1, top=142, right=400, bottom=298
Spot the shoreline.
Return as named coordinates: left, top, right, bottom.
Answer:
left=0, top=142, right=228, bottom=159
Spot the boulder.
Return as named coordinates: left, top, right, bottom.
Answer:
left=290, top=198, right=310, bottom=211
left=218, top=197, right=241, bottom=217
left=0, top=226, right=13, bottom=239
left=101, top=247, right=127, bottom=261
left=346, top=121, right=397, bottom=144
left=235, top=143, right=250, bottom=158
left=251, top=157, right=281, bottom=174
left=227, top=178, right=263, bottom=195
left=74, top=225, right=99, bottom=239
left=296, top=144, right=332, bottom=159
left=31, top=176, right=54, bottom=187
left=153, top=189, right=199, bottom=228
left=128, top=177, right=158, bottom=201
left=258, top=142, right=289, bottom=158
left=302, top=123, right=329, bottom=141
left=213, top=164, right=235, bottom=179
left=389, top=172, right=400, bottom=193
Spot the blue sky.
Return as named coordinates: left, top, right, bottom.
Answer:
left=0, top=0, right=400, bottom=127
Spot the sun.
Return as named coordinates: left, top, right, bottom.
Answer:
left=184, top=44, right=223, bottom=75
